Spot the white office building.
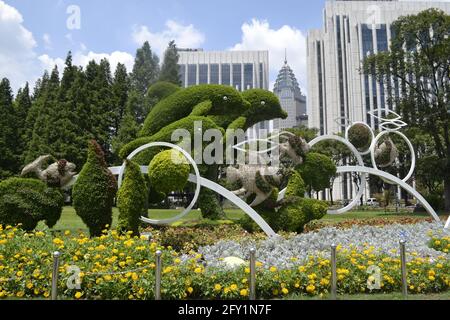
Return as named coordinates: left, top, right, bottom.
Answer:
left=178, top=49, right=270, bottom=137
left=307, top=0, right=450, bottom=202
left=307, top=0, right=450, bottom=135
left=273, top=58, right=307, bottom=130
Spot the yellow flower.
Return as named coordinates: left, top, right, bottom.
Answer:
left=240, top=289, right=248, bottom=296
left=104, top=275, right=112, bottom=281
left=16, top=291, right=25, bottom=298
left=53, top=238, right=64, bottom=246
left=74, top=292, right=83, bottom=299
left=64, top=230, right=71, bottom=236
left=306, top=285, right=316, bottom=293
left=187, top=287, right=193, bottom=294
left=244, top=267, right=250, bottom=274
left=214, top=284, right=222, bottom=291
left=428, top=276, right=435, bottom=281
left=230, top=284, right=238, bottom=291
left=194, top=267, right=203, bottom=274
left=269, top=266, right=277, bottom=272
left=131, top=273, right=139, bottom=281
left=26, top=282, right=33, bottom=289
left=281, top=288, right=289, bottom=295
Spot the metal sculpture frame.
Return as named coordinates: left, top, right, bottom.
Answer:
left=112, top=109, right=449, bottom=234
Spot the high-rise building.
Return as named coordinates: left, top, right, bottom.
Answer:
left=273, top=57, right=307, bottom=130
left=307, top=0, right=450, bottom=202
left=307, top=0, right=450, bottom=135
left=177, top=49, right=270, bottom=137
left=178, top=50, right=269, bottom=91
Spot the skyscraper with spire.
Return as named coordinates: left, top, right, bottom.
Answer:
left=273, top=52, right=307, bottom=130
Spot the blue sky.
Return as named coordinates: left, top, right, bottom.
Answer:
left=1, top=0, right=329, bottom=93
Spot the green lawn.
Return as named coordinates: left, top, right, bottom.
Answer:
left=285, top=291, right=450, bottom=300
left=41, top=206, right=448, bottom=232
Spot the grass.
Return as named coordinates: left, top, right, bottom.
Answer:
left=41, top=206, right=448, bottom=232
left=285, top=291, right=450, bottom=300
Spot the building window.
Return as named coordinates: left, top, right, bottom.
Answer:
left=377, top=25, right=388, bottom=52
left=244, top=63, right=253, bottom=90
left=187, top=64, right=197, bottom=86
left=210, top=64, right=219, bottom=84
left=232, top=63, right=242, bottom=91
left=221, top=64, right=231, bottom=86
left=199, top=64, right=208, bottom=84
left=178, top=64, right=186, bottom=87
left=259, top=63, right=264, bottom=89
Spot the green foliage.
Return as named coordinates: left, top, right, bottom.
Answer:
left=255, top=172, right=273, bottom=194
left=0, top=78, right=20, bottom=179
left=159, top=41, right=181, bottom=85
left=198, top=188, right=223, bottom=220
left=112, top=108, right=139, bottom=161
left=111, top=63, right=131, bottom=142
left=424, top=193, right=444, bottom=211
left=285, top=171, right=306, bottom=198
left=147, top=81, right=180, bottom=102
left=285, top=126, right=318, bottom=143
left=14, top=83, right=32, bottom=164
left=0, top=178, right=63, bottom=231
left=131, top=41, right=160, bottom=95
left=117, top=160, right=147, bottom=236
left=348, top=123, right=372, bottom=151
left=240, top=89, right=287, bottom=130
left=416, top=155, right=445, bottom=194
left=141, top=85, right=250, bottom=137
left=298, top=153, right=337, bottom=193
left=362, top=8, right=450, bottom=208
left=277, top=197, right=329, bottom=233
left=148, top=150, right=190, bottom=194
left=72, top=140, right=117, bottom=237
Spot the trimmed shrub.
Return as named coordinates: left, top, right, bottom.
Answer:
left=0, top=178, right=63, bottom=231
left=141, top=85, right=250, bottom=137
left=146, top=81, right=180, bottom=101
left=298, top=153, right=337, bottom=193
left=277, top=197, right=329, bottom=233
left=148, top=150, right=190, bottom=194
left=198, top=188, right=223, bottom=220
left=348, top=123, right=372, bottom=151
left=117, top=160, right=147, bottom=236
left=240, top=89, right=287, bottom=129
left=285, top=171, right=306, bottom=198
left=72, top=140, right=117, bottom=237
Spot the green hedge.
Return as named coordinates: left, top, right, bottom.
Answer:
left=148, top=150, right=190, bottom=195
left=298, top=153, right=337, bottom=193
left=146, top=81, right=180, bottom=101
left=240, top=89, right=287, bottom=129
left=348, top=123, right=372, bottom=151
left=72, top=140, right=117, bottom=237
left=117, top=160, right=147, bottom=236
left=0, top=178, right=63, bottom=231
left=285, top=171, right=306, bottom=198
left=141, top=85, right=250, bottom=137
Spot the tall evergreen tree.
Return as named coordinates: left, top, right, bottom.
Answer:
left=14, top=83, right=32, bottom=163
left=112, top=104, right=139, bottom=160
left=0, top=78, right=19, bottom=178
left=26, top=66, right=60, bottom=163
left=159, top=40, right=181, bottom=85
left=111, top=63, right=130, bottom=138
left=131, top=41, right=160, bottom=95
left=84, top=59, right=114, bottom=163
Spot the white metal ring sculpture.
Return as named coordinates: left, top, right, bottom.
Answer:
left=116, top=142, right=277, bottom=236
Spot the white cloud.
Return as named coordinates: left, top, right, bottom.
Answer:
left=42, top=33, right=52, bottom=50
left=74, top=51, right=134, bottom=73
left=230, top=19, right=307, bottom=93
left=38, top=54, right=65, bottom=72
left=132, top=19, right=205, bottom=55
left=0, top=0, right=39, bottom=91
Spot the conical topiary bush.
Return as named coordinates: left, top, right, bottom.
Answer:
left=117, top=160, right=147, bottom=236
left=72, top=140, right=117, bottom=237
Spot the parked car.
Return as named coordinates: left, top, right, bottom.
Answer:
left=365, top=198, right=380, bottom=207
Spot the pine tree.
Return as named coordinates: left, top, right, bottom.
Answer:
left=159, top=40, right=181, bottom=85
left=112, top=105, right=139, bottom=160
left=26, top=66, right=60, bottom=163
left=0, top=78, right=19, bottom=178
left=14, top=82, right=32, bottom=163
left=111, top=63, right=130, bottom=138
left=84, top=59, right=114, bottom=163
left=131, top=41, right=160, bottom=95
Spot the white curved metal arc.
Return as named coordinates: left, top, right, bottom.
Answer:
left=117, top=142, right=202, bottom=226
left=308, top=135, right=367, bottom=215
left=191, top=175, right=277, bottom=237
left=338, top=166, right=442, bottom=224
left=370, top=130, right=415, bottom=183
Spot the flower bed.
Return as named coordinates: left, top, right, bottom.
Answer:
left=429, top=235, right=450, bottom=254
left=0, top=223, right=449, bottom=300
